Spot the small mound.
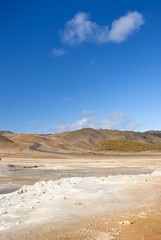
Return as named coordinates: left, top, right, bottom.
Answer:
left=0, top=135, right=24, bottom=153
left=12, top=134, right=45, bottom=142
left=0, top=131, right=18, bottom=139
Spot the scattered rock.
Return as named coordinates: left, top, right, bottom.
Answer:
left=119, top=220, right=134, bottom=225
left=18, top=189, right=24, bottom=194
left=16, top=221, right=21, bottom=225
left=75, top=202, right=82, bottom=205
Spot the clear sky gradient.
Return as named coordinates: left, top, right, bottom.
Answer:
left=1, top=0, right=161, bottom=133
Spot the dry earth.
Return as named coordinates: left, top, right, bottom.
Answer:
left=0, top=156, right=161, bottom=240
left=0, top=129, right=161, bottom=239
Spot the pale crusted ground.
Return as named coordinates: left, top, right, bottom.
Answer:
left=0, top=155, right=161, bottom=240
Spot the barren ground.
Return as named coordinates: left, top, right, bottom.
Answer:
left=0, top=154, right=161, bottom=240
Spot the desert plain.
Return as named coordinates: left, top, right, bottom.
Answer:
left=0, top=128, right=161, bottom=240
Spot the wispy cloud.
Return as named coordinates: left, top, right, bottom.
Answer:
left=64, top=96, right=72, bottom=101
left=61, top=11, right=144, bottom=45
left=52, top=48, right=67, bottom=57
left=29, top=120, right=41, bottom=129
left=81, top=110, right=102, bottom=116
left=90, top=59, right=95, bottom=65
left=50, top=111, right=142, bottom=133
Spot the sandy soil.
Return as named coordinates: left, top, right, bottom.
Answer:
left=1, top=193, right=161, bottom=240
left=0, top=155, right=161, bottom=240
left=26, top=202, right=161, bottom=240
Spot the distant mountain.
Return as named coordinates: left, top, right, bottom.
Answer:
left=0, top=132, right=28, bottom=154
left=1, top=128, right=161, bottom=154
left=0, top=131, right=18, bottom=139
left=0, top=135, right=19, bottom=153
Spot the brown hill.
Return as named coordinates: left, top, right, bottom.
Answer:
left=12, top=134, right=54, bottom=152
left=0, top=131, right=18, bottom=139
left=1, top=128, right=161, bottom=154
left=0, top=133, right=30, bottom=155
left=47, top=128, right=113, bottom=152
left=49, top=128, right=161, bottom=152
left=12, top=133, right=48, bottom=142
left=0, top=135, right=19, bottom=153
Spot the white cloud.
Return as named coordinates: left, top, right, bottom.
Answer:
left=50, top=111, right=141, bottom=133
left=109, top=11, right=144, bottom=43
left=61, top=11, right=144, bottom=45
left=81, top=110, right=102, bottom=116
left=52, top=48, right=67, bottom=57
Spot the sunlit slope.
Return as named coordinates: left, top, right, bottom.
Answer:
left=0, top=135, right=22, bottom=153
left=1, top=128, right=161, bottom=153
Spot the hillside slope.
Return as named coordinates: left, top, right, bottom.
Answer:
left=0, top=131, right=18, bottom=139
left=0, top=135, right=20, bottom=153
left=1, top=128, right=161, bottom=154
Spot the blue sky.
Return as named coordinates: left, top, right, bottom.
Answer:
left=1, top=0, right=161, bottom=133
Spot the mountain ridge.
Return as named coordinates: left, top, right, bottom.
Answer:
left=1, top=128, right=161, bottom=154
